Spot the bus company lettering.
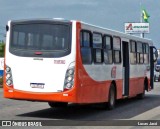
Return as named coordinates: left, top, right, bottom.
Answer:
left=54, top=60, right=65, bottom=64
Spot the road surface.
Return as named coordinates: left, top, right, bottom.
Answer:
left=0, top=82, right=160, bottom=129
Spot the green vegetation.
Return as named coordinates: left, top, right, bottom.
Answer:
left=0, top=77, right=3, bottom=86
left=0, top=41, right=5, bottom=57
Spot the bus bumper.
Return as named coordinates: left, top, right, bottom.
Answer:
left=3, top=85, right=77, bottom=103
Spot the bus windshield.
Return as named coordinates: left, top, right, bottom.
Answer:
left=10, top=22, right=71, bottom=57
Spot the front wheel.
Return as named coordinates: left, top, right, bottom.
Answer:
left=107, top=84, right=116, bottom=110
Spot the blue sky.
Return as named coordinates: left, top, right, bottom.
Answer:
left=0, top=0, right=160, bottom=48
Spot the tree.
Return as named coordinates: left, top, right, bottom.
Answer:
left=0, top=41, right=5, bottom=57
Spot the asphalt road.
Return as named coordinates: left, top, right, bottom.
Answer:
left=0, top=82, right=160, bottom=129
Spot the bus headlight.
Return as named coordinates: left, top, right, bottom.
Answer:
left=64, top=66, right=75, bottom=91
left=5, top=66, right=13, bottom=87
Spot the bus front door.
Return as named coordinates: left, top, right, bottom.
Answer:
left=122, top=41, right=129, bottom=96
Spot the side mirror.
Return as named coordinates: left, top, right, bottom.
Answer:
left=153, top=46, right=158, bottom=62
left=6, top=25, right=9, bottom=32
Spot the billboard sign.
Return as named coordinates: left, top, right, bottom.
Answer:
left=125, top=23, right=149, bottom=34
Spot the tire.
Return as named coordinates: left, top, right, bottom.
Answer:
left=107, top=84, right=116, bottom=110
left=48, top=102, right=68, bottom=108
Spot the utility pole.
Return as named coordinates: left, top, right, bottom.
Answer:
left=140, top=2, right=144, bottom=38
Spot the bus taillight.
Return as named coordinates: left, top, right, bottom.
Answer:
left=63, top=65, right=75, bottom=91
left=5, top=65, right=13, bottom=87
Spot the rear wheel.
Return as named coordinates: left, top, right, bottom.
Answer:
left=107, top=84, right=116, bottom=110
left=48, top=102, right=68, bottom=108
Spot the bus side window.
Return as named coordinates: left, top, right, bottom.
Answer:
left=130, top=40, right=137, bottom=64
left=103, top=35, right=113, bottom=64
left=94, top=49, right=103, bottom=63
left=81, top=31, right=91, bottom=47
left=137, top=42, right=144, bottom=64
left=93, top=33, right=103, bottom=63
left=113, top=37, right=121, bottom=63
left=143, top=43, right=149, bottom=64
left=80, top=31, right=92, bottom=64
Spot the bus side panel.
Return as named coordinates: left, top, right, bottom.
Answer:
left=75, top=22, right=123, bottom=103
left=129, top=63, right=150, bottom=96
left=116, top=80, right=123, bottom=99
left=77, top=67, right=109, bottom=103
left=129, top=77, right=145, bottom=97
left=76, top=64, right=123, bottom=103
left=75, top=22, right=108, bottom=103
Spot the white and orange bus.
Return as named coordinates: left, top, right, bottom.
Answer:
left=3, top=19, right=158, bottom=109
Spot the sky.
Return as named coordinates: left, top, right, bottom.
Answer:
left=0, top=0, right=160, bottom=48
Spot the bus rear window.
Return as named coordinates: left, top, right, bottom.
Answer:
left=10, top=22, right=71, bottom=58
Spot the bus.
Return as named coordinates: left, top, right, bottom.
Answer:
left=3, top=19, right=158, bottom=109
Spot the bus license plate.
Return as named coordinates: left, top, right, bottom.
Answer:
left=30, top=83, right=45, bottom=89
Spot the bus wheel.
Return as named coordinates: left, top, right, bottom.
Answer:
left=107, top=84, right=116, bottom=110
left=48, top=102, right=68, bottom=108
